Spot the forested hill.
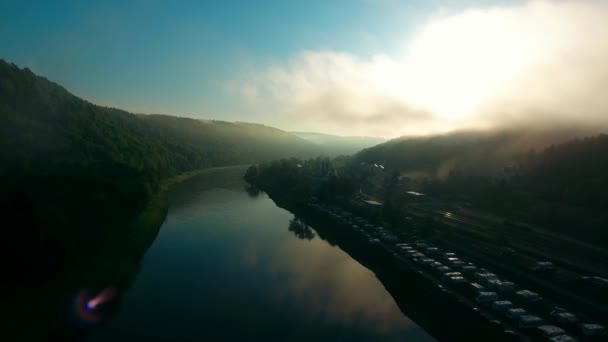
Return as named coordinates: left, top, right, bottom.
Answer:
left=354, top=128, right=600, bottom=179
left=354, top=128, right=608, bottom=244
left=356, top=130, right=517, bottom=177
left=0, top=59, right=318, bottom=275
left=0, top=60, right=320, bottom=176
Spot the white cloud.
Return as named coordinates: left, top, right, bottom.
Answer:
left=233, top=0, right=608, bottom=138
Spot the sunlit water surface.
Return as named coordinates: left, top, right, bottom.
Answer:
left=88, top=175, right=433, bottom=341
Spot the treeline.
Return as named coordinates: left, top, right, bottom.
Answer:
left=425, top=135, right=608, bottom=209
left=0, top=60, right=320, bottom=276
left=245, top=157, right=356, bottom=204
left=468, top=135, right=608, bottom=244
left=526, top=135, right=608, bottom=211
left=356, top=130, right=520, bottom=177
left=358, top=129, right=608, bottom=245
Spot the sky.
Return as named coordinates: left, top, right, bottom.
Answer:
left=1, top=0, right=607, bottom=138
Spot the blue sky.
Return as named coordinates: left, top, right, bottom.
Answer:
left=2, top=1, right=606, bottom=137
left=0, top=1, right=425, bottom=113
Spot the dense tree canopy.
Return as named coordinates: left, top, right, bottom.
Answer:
left=356, top=129, right=608, bottom=245
left=0, top=60, right=323, bottom=275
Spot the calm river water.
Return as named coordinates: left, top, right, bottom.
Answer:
left=87, top=170, right=433, bottom=341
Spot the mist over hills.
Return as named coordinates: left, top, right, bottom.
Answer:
left=353, top=128, right=608, bottom=246
left=292, top=131, right=385, bottom=156
left=3, top=56, right=608, bottom=272
left=356, top=127, right=606, bottom=180
left=0, top=60, right=324, bottom=172
left=0, top=59, right=329, bottom=274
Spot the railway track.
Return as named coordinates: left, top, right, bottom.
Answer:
left=406, top=204, right=608, bottom=278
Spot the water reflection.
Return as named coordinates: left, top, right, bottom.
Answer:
left=245, top=184, right=261, bottom=198
left=268, top=230, right=418, bottom=336
left=288, top=218, right=316, bottom=240
left=85, top=172, right=433, bottom=341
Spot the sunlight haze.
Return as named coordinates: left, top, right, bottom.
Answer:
left=3, top=1, right=608, bottom=341
left=2, top=0, right=607, bottom=138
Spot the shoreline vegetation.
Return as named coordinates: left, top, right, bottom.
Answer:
left=75, top=164, right=252, bottom=285
left=0, top=59, right=332, bottom=281
left=0, top=60, right=379, bottom=285
left=2, top=165, right=250, bottom=341
left=244, top=169, right=500, bottom=342
left=246, top=172, right=554, bottom=342
left=245, top=154, right=608, bottom=341
left=136, top=164, right=251, bottom=237
left=161, top=164, right=250, bottom=192
left=83, top=164, right=253, bottom=280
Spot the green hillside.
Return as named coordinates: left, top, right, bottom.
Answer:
left=354, top=129, right=608, bottom=244
left=355, top=129, right=599, bottom=179
left=0, top=60, right=319, bottom=276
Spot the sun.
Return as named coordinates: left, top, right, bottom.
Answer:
left=376, top=5, right=559, bottom=123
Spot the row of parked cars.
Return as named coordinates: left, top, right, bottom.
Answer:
left=309, top=202, right=400, bottom=245
left=307, top=201, right=606, bottom=341
left=396, top=240, right=606, bottom=342
left=397, top=240, right=606, bottom=341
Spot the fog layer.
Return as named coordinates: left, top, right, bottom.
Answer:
left=236, top=0, right=608, bottom=138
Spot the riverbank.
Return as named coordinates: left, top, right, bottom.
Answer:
left=1, top=165, right=250, bottom=341
left=161, top=165, right=250, bottom=192
left=88, top=169, right=428, bottom=342
left=258, top=186, right=538, bottom=342
left=130, top=164, right=250, bottom=248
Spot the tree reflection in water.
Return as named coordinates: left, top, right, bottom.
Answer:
left=245, top=185, right=261, bottom=198
left=288, top=218, right=316, bottom=240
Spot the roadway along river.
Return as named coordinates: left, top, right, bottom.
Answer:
left=87, top=169, right=433, bottom=341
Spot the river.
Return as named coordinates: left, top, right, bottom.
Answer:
left=87, top=168, right=433, bottom=341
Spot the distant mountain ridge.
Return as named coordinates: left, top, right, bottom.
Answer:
left=291, top=131, right=385, bottom=156
left=0, top=60, right=333, bottom=177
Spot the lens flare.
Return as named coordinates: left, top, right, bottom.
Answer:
left=86, top=288, right=115, bottom=310
left=74, top=288, right=116, bottom=323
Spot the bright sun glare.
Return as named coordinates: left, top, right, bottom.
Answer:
left=376, top=2, right=582, bottom=122
left=248, top=1, right=608, bottom=137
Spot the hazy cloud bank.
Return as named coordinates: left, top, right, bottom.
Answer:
left=234, top=0, right=608, bottom=138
